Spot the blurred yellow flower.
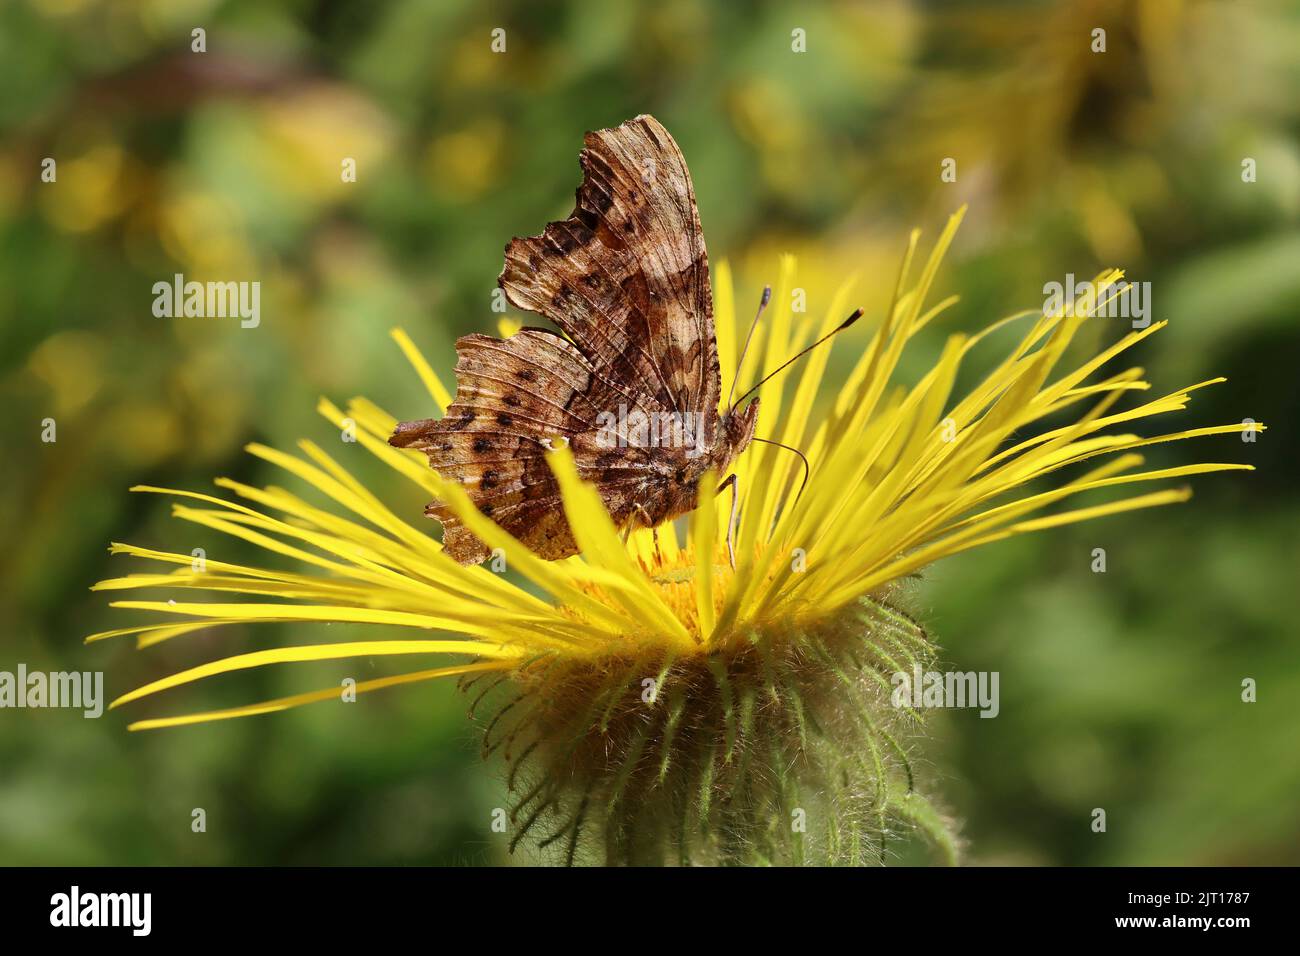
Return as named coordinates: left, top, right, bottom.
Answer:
left=256, top=86, right=394, bottom=203
left=40, top=143, right=137, bottom=234
left=424, top=119, right=506, bottom=200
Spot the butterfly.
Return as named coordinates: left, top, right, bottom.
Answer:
left=390, top=115, right=857, bottom=565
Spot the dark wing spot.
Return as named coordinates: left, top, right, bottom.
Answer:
left=504, top=394, right=521, bottom=407
left=550, top=228, right=580, bottom=254
left=549, top=283, right=573, bottom=308
left=586, top=178, right=614, bottom=213
left=481, top=469, right=500, bottom=490
left=496, top=414, right=513, bottom=427
left=473, top=438, right=491, bottom=453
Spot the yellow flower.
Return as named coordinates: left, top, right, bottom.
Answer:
left=91, top=209, right=1256, bottom=864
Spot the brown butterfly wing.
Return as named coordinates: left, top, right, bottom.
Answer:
left=390, top=329, right=654, bottom=563
left=499, top=114, right=720, bottom=423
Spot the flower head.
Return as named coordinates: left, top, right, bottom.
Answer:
left=92, top=210, right=1255, bottom=864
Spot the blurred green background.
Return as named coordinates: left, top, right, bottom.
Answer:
left=1, top=0, right=1297, bottom=865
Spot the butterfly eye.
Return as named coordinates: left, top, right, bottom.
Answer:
left=674, top=468, right=688, bottom=485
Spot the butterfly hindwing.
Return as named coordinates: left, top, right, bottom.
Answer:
left=391, top=329, right=656, bottom=563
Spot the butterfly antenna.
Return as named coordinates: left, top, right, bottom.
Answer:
left=731, top=307, right=864, bottom=409
left=726, top=285, right=771, bottom=413
left=751, top=437, right=811, bottom=503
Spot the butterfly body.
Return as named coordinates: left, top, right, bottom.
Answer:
left=582, top=397, right=759, bottom=532
left=392, top=115, right=752, bottom=565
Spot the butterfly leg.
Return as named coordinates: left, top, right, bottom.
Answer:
left=716, top=473, right=739, bottom=569
left=622, top=504, right=655, bottom=548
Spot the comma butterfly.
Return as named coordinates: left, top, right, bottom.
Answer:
left=391, top=115, right=858, bottom=565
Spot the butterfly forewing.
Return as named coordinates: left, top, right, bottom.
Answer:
left=499, top=114, right=720, bottom=421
